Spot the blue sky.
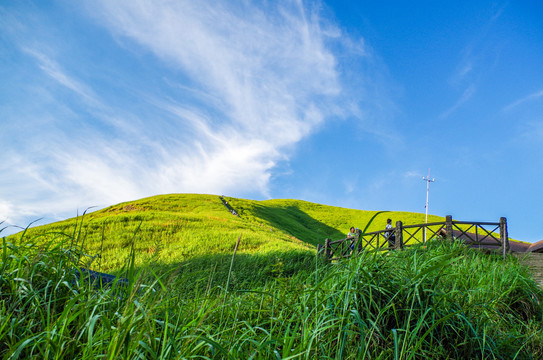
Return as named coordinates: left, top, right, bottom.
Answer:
left=1, top=1, right=542, bottom=241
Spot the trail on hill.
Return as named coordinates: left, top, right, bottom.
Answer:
left=219, top=196, right=240, bottom=216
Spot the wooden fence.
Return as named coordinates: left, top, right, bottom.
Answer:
left=319, top=215, right=510, bottom=262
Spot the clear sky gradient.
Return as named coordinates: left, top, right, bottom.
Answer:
left=1, top=1, right=542, bottom=241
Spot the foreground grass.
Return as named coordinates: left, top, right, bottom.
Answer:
left=1, top=231, right=542, bottom=359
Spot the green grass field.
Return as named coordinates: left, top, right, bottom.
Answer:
left=2, top=193, right=541, bottom=358
left=12, top=194, right=450, bottom=273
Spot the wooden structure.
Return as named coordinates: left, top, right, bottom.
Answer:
left=320, top=216, right=510, bottom=262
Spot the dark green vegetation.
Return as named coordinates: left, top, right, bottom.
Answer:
left=2, top=194, right=542, bottom=358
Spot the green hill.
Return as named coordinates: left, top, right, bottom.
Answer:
left=3, top=194, right=543, bottom=359
left=14, top=193, right=445, bottom=272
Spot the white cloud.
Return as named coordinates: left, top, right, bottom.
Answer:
left=89, top=0, right=339, bottom=132
left=440, top=84, right=476, bottom=119
left=445, top=5, right=506, bottom=117
left=404, top=171, right=421, bottom=178
left=453, top=4, right=505, bottom=84
left=0, top=1, right=386, bottom=232
left=503, top=90, right=543, bottom=112
left=78, top=0, right=345, bottom=192
left=0, top=200, right=16, bottom=226
left=22, top=48, right=99, bottom=106
left=517, top=121, right=543, bottom=143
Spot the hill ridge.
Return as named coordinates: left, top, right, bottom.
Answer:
left=14, top=193, right=521, bottom=273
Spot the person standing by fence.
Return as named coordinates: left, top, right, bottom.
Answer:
left=347, top=226, right=362, bottom=252
left=385, top=219, right=396, bottom=249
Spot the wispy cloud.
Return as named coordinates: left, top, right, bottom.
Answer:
left=0, top=1, right=383, bottom=230
left=22, top=48, right=100, bottom=107
left=440, top=84, right=476, bottom=119
left=404, top=171, right=421, bottom=178
left=503, top=90, right=543, bottom=112
left=453, top=3, right=506, bottom=84
left=516, top=121, right=543, bottom=143
left=444, top=4, right=506, bottom=117
left=74, top=0, right=364, bottom=196
left=88, top=0, right=340, bottom=139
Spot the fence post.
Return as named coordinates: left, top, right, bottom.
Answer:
left=500, top=217, right=509, bottom=260
left=445, top=215, right=453, bottom=241
left=324, top=238, right=331, bottom=263
left=354, top=231, right=360, bottom=255
left=395, top=221, right=403, bottom=250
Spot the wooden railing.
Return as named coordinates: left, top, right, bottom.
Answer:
left=318, top=215, right=510, bottom=262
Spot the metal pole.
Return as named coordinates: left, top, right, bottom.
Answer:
left=422, top=169, right=435, bottom=243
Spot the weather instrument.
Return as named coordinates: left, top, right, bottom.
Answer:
left=422, top=169, right=435, bottom=243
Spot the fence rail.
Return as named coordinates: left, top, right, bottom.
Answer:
left=319, top=215, right=509, bottom=262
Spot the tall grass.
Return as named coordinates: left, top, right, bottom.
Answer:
left=1, top=223, right=542, bottom=359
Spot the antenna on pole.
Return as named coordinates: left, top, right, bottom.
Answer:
left=422, top=168, right=435, bottom=243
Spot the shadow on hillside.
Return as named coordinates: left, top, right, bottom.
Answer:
left=107, top=250, right=321, bottom=296
left=251, top=205, right=345, bottom=246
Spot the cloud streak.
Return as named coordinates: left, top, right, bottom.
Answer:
left=440, top=84, right=476, bottom=119
left=503, top=90, right=543, bottom=112
left=0, top=0, right=376, bottom=229
left=444, top=4, right=506, bottom=118
left=22, top=48, right=100, bottom=107
left=76, top=0, right=370, bottom=199
left=89, top=0, right=340, bottom=141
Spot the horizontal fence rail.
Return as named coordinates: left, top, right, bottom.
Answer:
left=319, top=215, right=509, bottom=262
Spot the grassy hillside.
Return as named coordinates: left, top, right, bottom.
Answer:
left=234, top=197, right=445, bottom=242
left=3, top=194, right=543, bottom=358
left=13, top=194, right=446, bottom=273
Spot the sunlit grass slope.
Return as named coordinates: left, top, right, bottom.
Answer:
left=4, top=195, right=542, bottom=358
left=15, top=194, right=451, bottom=272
